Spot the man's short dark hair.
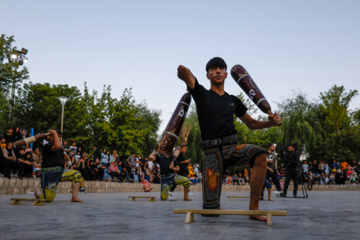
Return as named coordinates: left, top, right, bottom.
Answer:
left=206, top=57, right=227, bottom=73
left=181, top=145, right=186, bottom=148
left=268, top=143, right=274, bottom=148
left=54, top=129, right=62, bottom=135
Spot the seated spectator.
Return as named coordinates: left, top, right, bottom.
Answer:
left=324, top=174, right=330, bottom=184
left=329, top=172, right=335, bottom=184
left=93, top=158, right=104, bottom=181
left=108, top=161, right=121, bottom=182
left=103, top=166, right=111, bottom=182
left=32, top=148, right=42, bottom=166
left=2, top=142, right=17, bottom=179
left=346, top=167, right=352, bottom=180
left=335, top=170, right=346, bottom=184
left=314, top=172, right=321, bottom=183
left=232, top=173, right=239, bottom=185
left=238, top=173, right=245, bottom=185
left=132, top=167, right=139, bottom=182
left=350, top=170, right=358, bottom=184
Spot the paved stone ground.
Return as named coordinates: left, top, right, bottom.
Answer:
left=0, top=190, right=358, bottom=240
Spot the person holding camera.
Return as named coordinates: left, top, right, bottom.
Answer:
left=282, top=144, right=300, bottom=198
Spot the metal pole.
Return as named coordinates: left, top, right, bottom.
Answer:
left=61, top=104, right=65, bottom=134
left=9, top=68, right=16, bottom=123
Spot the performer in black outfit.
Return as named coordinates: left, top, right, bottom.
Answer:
left=169, top=145, right=190, bottom=194
left=34, top=129, right=83, bottom=202
left=282, top=144, right=300, bottom=197
left=177, top=57, right=281, bottom=221
left=149, top=149, right=192, bottom=201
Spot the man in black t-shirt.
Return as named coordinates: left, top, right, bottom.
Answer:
left=34, top=129, right=83, bottom=202
left=169, top=145, right=191, bottom=195
left=149, top=149, right=192, bottom=201
left=177, top=57, right=281, bottom=221
left=283, top=145, right=300, bottom=197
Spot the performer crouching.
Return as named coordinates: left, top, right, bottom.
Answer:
left=34, top=129, right=83, bottom=202
left=149, top=149, right=192, bottom=201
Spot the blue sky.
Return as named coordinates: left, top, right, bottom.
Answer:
left=2, top=0, right=360, bottom=132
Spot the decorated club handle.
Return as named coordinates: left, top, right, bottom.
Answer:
left=157, top=92, right=191, bottom=156
left=13, top=133, right=50, bottom=149
left=231, top=65, right=281, bottom=126
left=231, top=65, right=272, bottom=114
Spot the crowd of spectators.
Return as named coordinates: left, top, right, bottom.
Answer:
left=1, top=127, right=359, bottom=190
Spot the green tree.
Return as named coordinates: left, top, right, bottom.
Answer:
left=276, top=92, right=320, bottom=162
left=0, top=34, right=30, bottom=124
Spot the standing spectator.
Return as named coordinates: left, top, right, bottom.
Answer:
left=101, top=148, right=109, bottom=167
left=106, top=150, right=112, bottom=164
left=21, top=129, right=27, bottom=139
left=127, top=153, right=136, bottom=169
left=331, top=160, right=339, bottom=171
left=63, top=140, right=70, bottom=154
left=324, top=163, right=331, bottom=175
left=318, top=161, right=325, bottom=174
left=266, top=143, right=282, bottom=192
left=4, top=127, right=16, bottom=143
left=302, top=161, right=309, bottom=181
left=0, top=134, right=6, bottom=149
left=112, top=150, right=119, bottom=165
left=341, top=160, right=348, bottom=175
left=312, top=160, right=319, bottom=174
left=193, top=162, right=199, bottom=177
left=69, top=142, right=77, bottom=156
left=14, top=127, right=23, bottom=142
left=92, top=144, right=101, bottom=162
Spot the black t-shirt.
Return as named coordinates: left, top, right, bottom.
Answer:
left=188, top=79, right=247, bottom=140
left=155, top=155, right=178, bottom=175
left=5, top=134, right=16, bottom=143
left=41, top=143, right=64, bottom=168
left=177, top=152, right=189, bottom=177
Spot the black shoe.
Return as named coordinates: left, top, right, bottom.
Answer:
left=280, top=193, right=286, bottom=197
left=293, top=194, right=297, bottom=198
left=260, top=197, right=264, bottom=201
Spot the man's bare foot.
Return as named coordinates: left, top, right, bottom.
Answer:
left=184, top=197, right=192, bottom=201
left=249, top=215, right=267, bottom=222
left=34, top=191, right=42, bottom=199
left=268, top=198, right=274, bottom=201
left=71, top=197, right=83, bottom=202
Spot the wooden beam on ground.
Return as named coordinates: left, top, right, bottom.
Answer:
left=226, top=196, right=250, bottom=200
left=10, top=198, right=45, bottom=206
left=128, top=196, right=156, bottom=202
left=173, top=209, right=287, bottom=226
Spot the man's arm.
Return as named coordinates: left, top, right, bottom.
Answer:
left=177, top=65, right=196, bottom=90
left=240, top=113, right=281, bottom=130
left=148, top=150, right=157, bottom=161
left=179, top=159, right=191, bottom=164
left=49, top=130, right=62, bottom=151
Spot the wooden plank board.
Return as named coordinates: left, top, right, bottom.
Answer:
left=226, top=196, right=250, bottom=200
left=10, top=198, right=45, bottom=206
left=173, top=209, right=287, bottom=226
left=128, top=196, right=156, bottom=202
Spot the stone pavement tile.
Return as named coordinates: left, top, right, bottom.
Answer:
left=0, top=191, right=359, bottom=239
